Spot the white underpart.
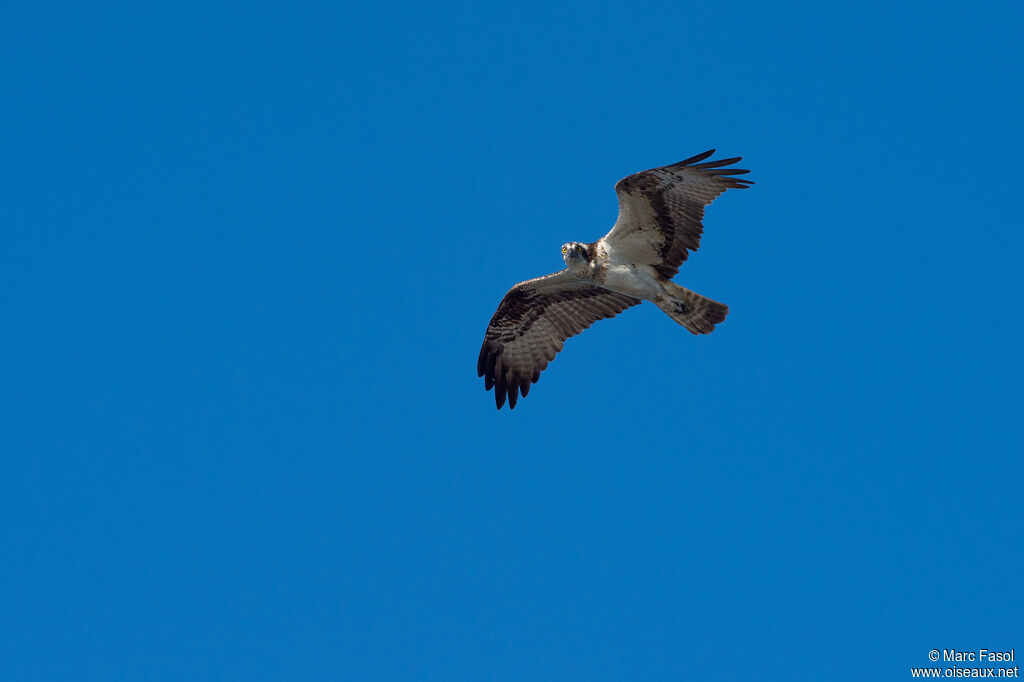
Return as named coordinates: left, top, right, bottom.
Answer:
left=598, top=240, right=666, bottom=301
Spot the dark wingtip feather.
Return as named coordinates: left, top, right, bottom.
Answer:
left=678, top=149, right=716, bottom=166
left=485, top=348, right=498, bottom=379
left=708, top=167, right=750, bottom=175
left=494, top=369, right=507, bottom=409
left=693, top=156, right=742, bottom=169
left=476, top=343, right=488, bottom=377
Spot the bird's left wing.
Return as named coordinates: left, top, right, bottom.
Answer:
left=602, top=150, right=753, bottom=280
left=478, top=270, right=640, bottom=409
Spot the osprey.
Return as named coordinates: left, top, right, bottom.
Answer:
left=477, top=150, right=753, bottom=409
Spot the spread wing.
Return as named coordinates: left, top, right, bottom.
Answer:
left=603, top=150, right=753, bottom=279
left=477, top=270, right=640, bottom=409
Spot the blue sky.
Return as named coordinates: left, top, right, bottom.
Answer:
left=2, top=1, right=1022, bottom=680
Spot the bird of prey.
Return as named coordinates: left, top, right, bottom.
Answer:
left=477, top=149, right=752, bottom=409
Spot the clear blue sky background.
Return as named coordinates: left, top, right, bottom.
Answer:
left=3, top=1, right=1022, bottom=680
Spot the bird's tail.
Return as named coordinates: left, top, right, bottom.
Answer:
left=655, top=282, right=728, bottom=335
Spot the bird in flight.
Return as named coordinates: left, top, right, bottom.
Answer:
left=477, top=149, right=752, bottom=409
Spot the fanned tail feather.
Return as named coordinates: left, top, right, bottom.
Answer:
left=655, top=282, right=728, bottom=335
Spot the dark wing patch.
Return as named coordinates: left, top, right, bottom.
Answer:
left=477, top=270, right=640, bottom=410
left=605, top=150, right=753, bottom=279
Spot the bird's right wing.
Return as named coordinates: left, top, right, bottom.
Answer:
left=602, top=150, right=753, bottom=280
left=477, top=270, right=640, bottom=409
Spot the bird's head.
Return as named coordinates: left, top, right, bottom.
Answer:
left=561, top=242, right=587, bottom=266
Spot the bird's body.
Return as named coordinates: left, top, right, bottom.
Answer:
left=594, top=247, right=666, bottom=300
left=478, top=150, right=752, bottom=409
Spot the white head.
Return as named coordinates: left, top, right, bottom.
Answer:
left=561, top=241, right=588, bottom=267
left=561, top=241, right=595, bottom=278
